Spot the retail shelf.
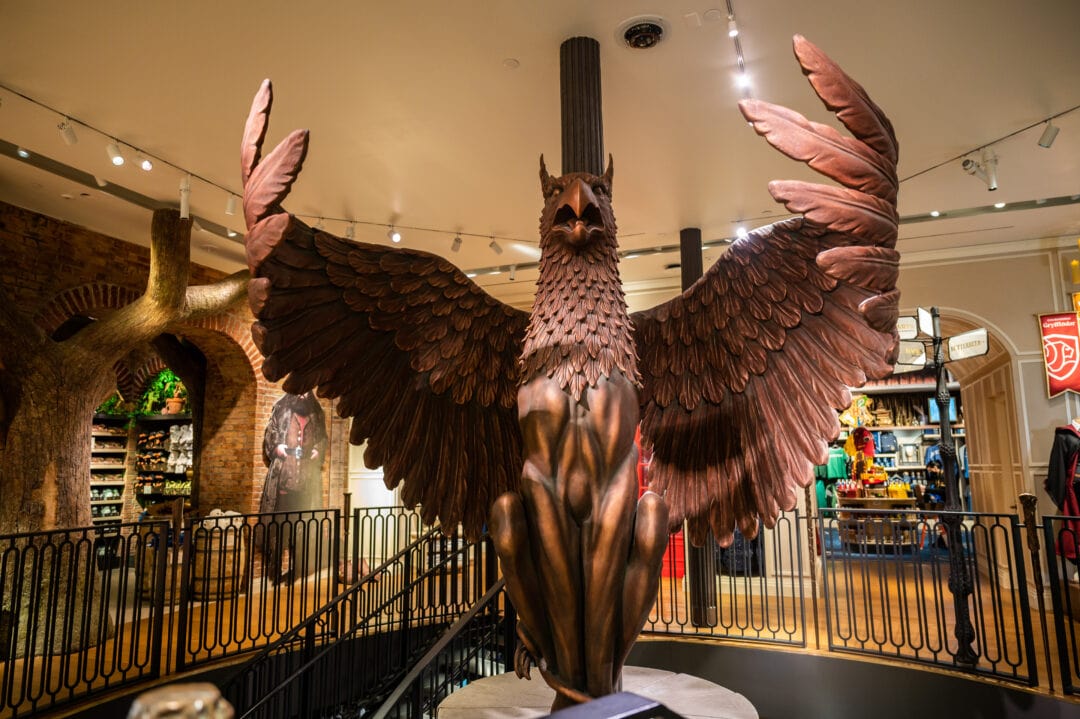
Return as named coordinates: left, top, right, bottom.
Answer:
left=90, top=480, right=126, bottom=486
left=91, top=448, right=127, bottom=454
left=90, top=500, right=123, bottom=506
left=90, top=464, right=126, bottom=470
left=91, top=517, right=121, bottom=524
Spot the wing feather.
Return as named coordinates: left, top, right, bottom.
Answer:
left=240, top=81, right=530, bottom=539
left=633, top=36, right=900, bottom=544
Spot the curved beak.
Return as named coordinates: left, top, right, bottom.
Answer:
left=554, top=178, right=603, bottom=246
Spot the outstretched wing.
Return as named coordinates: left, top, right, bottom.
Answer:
left=241, top=80, right=530, bottom=539
left=633, top=36, right=900, bottom=546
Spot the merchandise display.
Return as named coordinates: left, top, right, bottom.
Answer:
left=89, top=415, right=129, bottom=525
left=135, top=415, right=193, bottom=506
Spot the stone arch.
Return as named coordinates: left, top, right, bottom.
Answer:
left=930, top=308, right=1022, bottom=516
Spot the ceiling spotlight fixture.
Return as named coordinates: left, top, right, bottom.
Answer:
left=192, top=220, right=205, bottom=233
left=993, top=201, right=1006, bottom=209
left=227, top=229, right=238, bottom=238
left=961, top=149, right=997, bottom=191
left=509, top=265, right=517, bottom=281
left=345, top=222, right=356, bottom=240
left=489, top=237, right=503, bottom=254
left=930, top=210, right=941, bottom=217
left=58, top=120, right=77, bottom=146
left=93, top=176, right=107, bottom=188
left=1038, top=121, right=1060, bottom=149
left=179, top=175, right=191, bottom=219
left=15, top=147, right=30, bottom=159
left=106, top=141, right=124, bottom=166
left=136, top=154, right=153, bottom=171
left=225, top=194, right=237, bottom=216
left=736, top=72, right=751, bottom=89
left=727, top=17, right=739, bottom=37
left=388, top=226, right=401, bottom=243
left=451, top=234, right=462, bottom=252
left=735, top=226, right=749, bottom=240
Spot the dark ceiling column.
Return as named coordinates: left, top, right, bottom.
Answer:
left=680, top=227, right=719, bottom=628
left=560, top=37, right=604, bottom=176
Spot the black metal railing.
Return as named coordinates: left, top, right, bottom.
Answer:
left=1043, top=513, right=1080, bottom=695
left=174, top=508, right=340, bottom=671
left=0, top=520, right=169, bottom=718
left=644, top=510, right=806, bottom=646
left=227, top=529, right=497, bottom=718
left=819, top=507, right=1036, bottom=685
left=369, top=578, right=511, bottom=719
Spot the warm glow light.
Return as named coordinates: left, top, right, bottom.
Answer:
left=106, top=142, right=124, bottom=166
left=993, top=202, right=1006, bottom=209
left=930, top=210, right=940, bottom=217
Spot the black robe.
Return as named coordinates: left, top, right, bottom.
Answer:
left=1045, top=425, right=1080, bottom=510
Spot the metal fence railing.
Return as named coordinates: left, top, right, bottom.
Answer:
left=819, top=507, right=1036, bottom=685
left=1042, top=513, right=1080, bottom=695
left=9, top=496, right=1080, bottom=716
left=0, top=520, right=169, bottom=718
left=225, top=530, right=498, bottom=719
left=0, top=503, right=426, bottom=718
left=644, top=510, right=807, bottom=647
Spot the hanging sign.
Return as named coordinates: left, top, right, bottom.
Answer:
left=895, top=340, right=927, bottom=367
left=917, top=307, right=935, bottom=338
left=896, top=316, right=918, bottom=340
left=946, top=328, right=989, bottom=361
left=1038, top=312, right=1080, bottom=398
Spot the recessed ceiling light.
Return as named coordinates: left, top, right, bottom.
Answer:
left=60, top=193, right=74, bottom=200
left=16, top=147, right=30, bottom=159
left=502, top=58, right=520, bottom=70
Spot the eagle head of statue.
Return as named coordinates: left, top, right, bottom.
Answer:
left=538, top=155, right=617, bottom=254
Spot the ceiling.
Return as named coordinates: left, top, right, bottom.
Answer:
left=2, top=0, right=1079, bottom=310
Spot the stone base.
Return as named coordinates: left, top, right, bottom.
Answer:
left=437, top=666, right=758, bottom=718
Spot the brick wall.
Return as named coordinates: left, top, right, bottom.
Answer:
left=0, top=201, right=349, bottom=522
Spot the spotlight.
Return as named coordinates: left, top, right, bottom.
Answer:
left=58, top=120, right=77, bottom=146
left=227, top=229, right=238, bottom=238
left=735, top=72, right=751, bottom=89
left=93, top=176, right=107, bottom=188
left=993, top=201, right=1006, bottom=209
left=961, top=149, right=997, bottom=191
left=136, top=154, right=153, bottom=171
left=15, top=147, right=30, bottom=159
left=735, top=226, right=748, bottom=240
left=451, top=235, right=462, bottom=252
left=489, top=237, right=502, bottom=254
left=345, top=222, right=356, bottom=240
left=1038, top=121, right=1059, bottom=149
left=192, top=220, right=205, bottom=233
left=930, top=210, right=941, bottom=217
left=179, top=175, right=191, bottom=218
left=509, top=265, right=517, bottom=281
left=106, top=142, right=124, bottom=166
left=727, top=18, right=738, bottom=37
left=225, top=194, right=237, bottom=215
left=388, top=226, right=401, bottom=243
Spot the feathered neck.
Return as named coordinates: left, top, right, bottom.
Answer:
left=520, top=231, right=639, bottom=400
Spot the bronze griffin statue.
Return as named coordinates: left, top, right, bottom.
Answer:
left=241, top=36, right=899, bottom=709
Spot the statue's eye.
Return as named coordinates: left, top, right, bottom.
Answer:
left=592, top=184, right=608, bottom=197
left=547, top=184, right=562, bottom=198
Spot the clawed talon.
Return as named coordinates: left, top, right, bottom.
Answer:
left=514, top=643, right=535, bottom=680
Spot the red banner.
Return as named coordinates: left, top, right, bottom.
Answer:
left=1039, top=312, right=1080, bottom=398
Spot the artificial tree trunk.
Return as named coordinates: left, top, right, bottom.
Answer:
left=0, top=209, right=248, bottom=535
left=0, top=209, right=248, bottom=655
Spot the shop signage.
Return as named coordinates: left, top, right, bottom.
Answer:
left=1038, top=312, right=1080, bottom=398
left=896, top=316, right=918, bottom=340
left=946, top=328, right=988, bottom=361
left=895, top=340, right=927, bottom=368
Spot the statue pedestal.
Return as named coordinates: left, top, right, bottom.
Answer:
left=437, top=666, right=757, bottom=718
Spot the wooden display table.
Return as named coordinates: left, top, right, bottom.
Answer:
left=837, top=495, right=918, bottom=551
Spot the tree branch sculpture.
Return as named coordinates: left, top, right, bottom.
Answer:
left=0, top=208, right=248, bottom=534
